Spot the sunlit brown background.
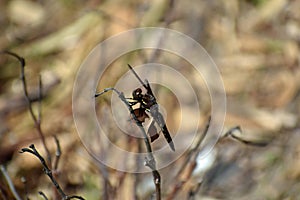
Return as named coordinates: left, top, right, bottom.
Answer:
left=1, top=0, right=300, bottom=199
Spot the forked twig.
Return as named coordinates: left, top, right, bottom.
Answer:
left=2, top=51, right=82, bottom=199
left=20, top=144, right=85, bottom=200
left=1, top=51, right=52, bottom=165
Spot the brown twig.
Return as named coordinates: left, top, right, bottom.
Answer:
left=177, top=116, right=211, bottom=179
left=166, top=116, right=211, bottom=200
left=53, top=136, right=62, bottom=171
left=0, top=165, right=22, bottom=200
left=38, top=191, right=49, bottom=200
left=1, top=51, right=52, bottom=165
left=20, top=144, right=85, bottom=200
left=223, top=126, right=270, bottom=147
left=38, top=74, right=42, bottom=124
left=187, top=182, right=202, bottom=200
left=134, top=140, right=143, bottom=200
left=145, top=158, right=161, bottom=200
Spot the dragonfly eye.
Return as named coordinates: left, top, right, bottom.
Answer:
left=132, top=88, right=143, bottom=99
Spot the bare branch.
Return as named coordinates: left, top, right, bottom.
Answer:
left=53, top=136, right=62, bottom=170
left=38, top=74, right=43, bottom=124
left=0, top=165, right=22, bottom=200
left=166, top=116, right=211, bottom=200
left=20, top=144, right=85, bottom=200
left=1, top=51, right=52, bottom=165
left=176, top=116, right=211, bottom=178
left=38, top=191, right=49, bottom=200
left=187, top=182, right=202, bottom=200
left=223, top=126, right=270, bottom=147
left=67, top=195, right=86, bottom=200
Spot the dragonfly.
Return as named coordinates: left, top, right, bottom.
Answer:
left=127, top=64, right=175, bottom=151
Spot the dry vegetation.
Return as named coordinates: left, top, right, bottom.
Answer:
left=1, top=0, right=300, bottom=199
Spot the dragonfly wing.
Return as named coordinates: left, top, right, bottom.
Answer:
left=148, top=120, right=159, bottom=142
left=151, top=107, right=175, bottom=151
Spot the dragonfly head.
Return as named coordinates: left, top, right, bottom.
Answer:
left=132, top=88, right=143, bottom=100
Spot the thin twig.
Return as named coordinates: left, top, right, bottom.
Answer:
left=38, top=191, right=49, bottom=200
left=0, top=165, right=22, bottom=200
left=145, top=158, right=161, bottom=200
left=20, top=144, right=85, bottom=200
left=38, top=75, right=42, bottom=124
left=223, top=126, right=270, bottom=147
left=187, top=182, right=202, bottom=200
left=53, top=136, right=62, bottom=170
left=20, top=144, right=66, bottom=198
left=133, top=140, right=143, bottom=200
left=166, top=116, right=211, bottom=200
left=68, top=195, right=87, bottom=199
left=1, top=51, right=52, bottom=165
left=177, top=116, right=211, bottom=178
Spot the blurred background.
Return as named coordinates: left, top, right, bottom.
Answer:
left=0, top=0, right=300, bottom=199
